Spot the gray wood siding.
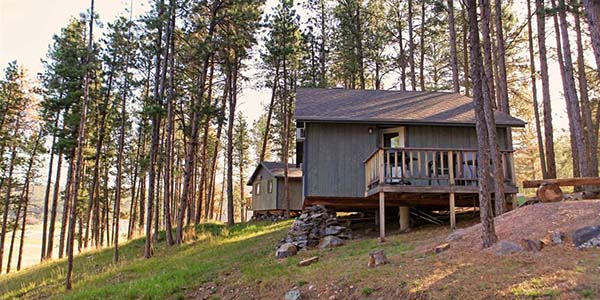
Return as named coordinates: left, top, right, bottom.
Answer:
left=276, top=179, right=303, bottom=210
left=405, top=126, right=508, bottom=150
left=305, top=123, right=378, bottom=198
left=250, top=168, right=277, bottom=211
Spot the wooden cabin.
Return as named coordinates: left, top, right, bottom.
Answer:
left=295, top=88, right=526, bottom=237
left=246, top=162, right=303, bottom=214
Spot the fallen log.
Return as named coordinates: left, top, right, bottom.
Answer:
left=536, top=183, right=563, bottom=202
left=523, top=177, right=600, bottom=188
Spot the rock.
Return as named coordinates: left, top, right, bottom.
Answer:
left=276, top=243, right=298, bottom=259
left=276, top=206, right=351, bottom=254
left=446, top=229, right=465, bottom=242
left=573, top=225, right=600, bottom=248
left=368, top=249, right=388, bottom=267
left=298, top=256, right=319, bottom=267
left=494, top=240, right=524, bottom=255
left=578, top=236, right=600, bottom=249
left=521, top=239, right=543, bottom=252
left=434, top=243, right=450, bottom=254
left=319, top=235, right=345, bottom=249
left=551, top=231, right=566, bottom=245
left=284, top=288, right=301, bottom=300
left=325, top=226, right=344, bottom=236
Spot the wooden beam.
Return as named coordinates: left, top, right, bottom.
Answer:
left=379, top=192, right=385, bottom=242
left=449, top=192, right=456, bottom=230
left=522, top=177, right=600, bottom=188
left=399, top=206, right=409, bottom=232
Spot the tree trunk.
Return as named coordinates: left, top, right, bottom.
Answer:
left=574, top=2, right=597, bottom=176
left=582, top=0, right=600, bottom=76
left=227, top=60, right=239, bottom=226
left=479, top=0, right=497, bottom=108
left=59, top=151, right=75, bottom=259
left=408, top=0, right=416, bottom=90
left=527, top=0, right=548, bottom=179
left=461, top=6, right=471, bottom=96
left=419, top=0, right=426, bottom=91
left=448, top=0, right=460, bottom=93
left=466, top=0, right=498, bottom=248
left=260, top=65, right=279, bottom=162
left=536, top=0, right=557, bottom=178
left=66, top=0, right=94, bottom=288
left=176, top=2, right=220, bottom=244
left=46, top=151, right=63, bottom=259
left=0, top=128, right=19, bottom=274
left=145, top=0, right=165, bottom=257
left=41, top=111, right=60, bottom=261
left=494, top=0, right=509, bottom=112
left=554, top=0, right=589, bottom=178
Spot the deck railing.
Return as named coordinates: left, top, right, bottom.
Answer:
left=364, top=147, right=515, bottom=191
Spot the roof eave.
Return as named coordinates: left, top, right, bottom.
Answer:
left=294, top=117, right=526, bottom=128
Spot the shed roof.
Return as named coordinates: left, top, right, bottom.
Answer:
left=246, top=162, right=302, bottom=186
left=295, top=88, right=526, bottom=127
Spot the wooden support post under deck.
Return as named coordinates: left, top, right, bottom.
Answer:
left=511, top=194, right=517, bottom=210
left=399, top=206, right=410, bottom=232
left=449, top=192, right=456, bottom=230
left=379, top=192, right=385, bottom=242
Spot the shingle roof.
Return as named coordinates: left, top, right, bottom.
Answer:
left=246, top=162, right=302, bottom=186
left=295, top=88, right=526, bottom=127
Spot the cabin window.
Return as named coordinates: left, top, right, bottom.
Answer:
left=255, top=182, right=261, bottom=195
left=267, top=180, right=273, bottom=193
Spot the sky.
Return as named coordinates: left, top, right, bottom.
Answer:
left=0, top=0, right=576, bottom=138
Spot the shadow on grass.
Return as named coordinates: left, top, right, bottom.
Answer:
left=0, top=220, right=292, bottom=300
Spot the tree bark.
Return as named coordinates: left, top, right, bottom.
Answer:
left=479, top=0, right=497, bottom=108
left=582, top=0, right=600, bottom=76
left=41, top=111, right=60, bottom=261
left=260, top=64, right=279, bottom=162
left=554, top=0, right=589, bottom=178
left=0, top=125, right=19, bottom=274
left=573, top=1, right=597, bottom=176
left=536, top=0, right=557, bottom=178
left=494, top=0, right=509, bottom=113
left=66, top=0, right=94, bottom=288
left=419, top=1, right=426, bottom=91
left=408, top=0, right=416, bottom=90
left=527, top=0, right=548, bottom=179
left=448, top=0, right=460, bottom=93
left=466, top=0, right=498, bottom=248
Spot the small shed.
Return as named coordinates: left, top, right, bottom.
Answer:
left=246, top=162, right=303, bottom=213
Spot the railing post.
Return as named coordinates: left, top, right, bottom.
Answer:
left=378, top=148, right=385, bottom=186
left=509, top=152, right=516, bottom=185
left=448, top=150, right=454, bottom=186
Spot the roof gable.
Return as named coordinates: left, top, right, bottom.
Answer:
left=294, top=88, right=526, bottom=127
left=246, top=162, right=302, bottom=186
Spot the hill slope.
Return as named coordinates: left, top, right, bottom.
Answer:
left=2, top=202, right=600, bottom=300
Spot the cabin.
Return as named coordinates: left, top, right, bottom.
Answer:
left=295, top=88, right=526, bottom=238
left=246, top=162, right=303, bottom=215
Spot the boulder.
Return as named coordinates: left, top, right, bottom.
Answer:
left=494, top=240, right=524, bottom=255
left=284, top=289, right=301, bottom=300
left=368, top=249, right=388, bottom=267
left=319, top=235, right=345, bottom=249
left=551, top=231, right=566, bottom=245
left=446, top=229, right=465, bottom=242
left=578, top=236, right=600, bottom=249
left=572, top=225, right=600, bottom=248
left=325, top=226, right=344, bottom=236
left=276, top=243, right=298, bottom=259
left=521, top=239, right=543, bottom=252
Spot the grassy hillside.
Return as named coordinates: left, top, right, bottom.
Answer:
left=1, top=216, right=599, bottom=300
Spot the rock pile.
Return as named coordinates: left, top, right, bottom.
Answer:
left=250, top=212, right=288, bottom=222
left=276, top=205, right=352, bottom=258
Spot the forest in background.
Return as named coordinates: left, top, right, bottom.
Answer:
left=0, top=0, right=599, bottom=290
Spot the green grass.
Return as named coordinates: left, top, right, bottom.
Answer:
left=0, top=221, right=292, bottom=300
left=0, top=221, right=412, bottom=300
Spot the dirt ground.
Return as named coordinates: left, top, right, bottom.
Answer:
left=186, top=201, right=600, bottom=300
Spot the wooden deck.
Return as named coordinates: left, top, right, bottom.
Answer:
left=364, top=147, right=517, bottom=197
left=363, top=147, right=518, bottom=240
